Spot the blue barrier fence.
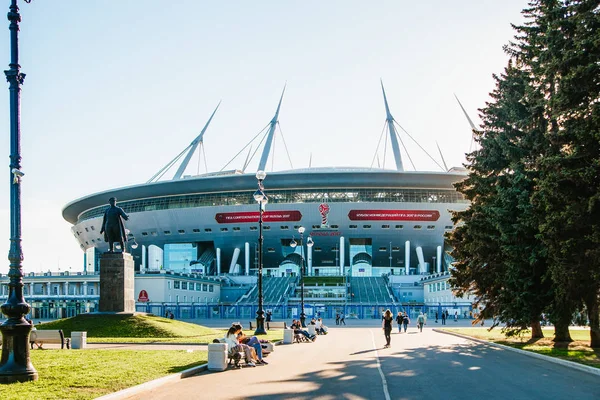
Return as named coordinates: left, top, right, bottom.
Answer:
left=135, top=303, right=476, bottom=321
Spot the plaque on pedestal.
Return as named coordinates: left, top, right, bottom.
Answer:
left=99, top=252, right=135, bottom=313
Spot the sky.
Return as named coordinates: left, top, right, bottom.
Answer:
left=0, top=0, right=529, bottom=274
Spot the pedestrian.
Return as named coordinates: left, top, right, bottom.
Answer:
left=382, top=309, right=393, bottom=348
left=340, top=312, right=346, bottom=325
left=454, top=311, right=458, bottom=322
left=402, top=312, right=410, bottom=332
left=441, top=311, right=446, bottom=325
left=335, top=313, right=340, bottom=325
left=395, top=312, right=404, bottom=333
left=417, top=312, right=426, bottom=332
left=435, top=311, right=438, bottom=323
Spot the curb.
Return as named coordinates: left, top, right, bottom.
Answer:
left=433, top=329, right=600, bottom=377
left=95, top=363, right=208, bottom=400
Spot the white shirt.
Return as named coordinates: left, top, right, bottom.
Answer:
left=315, top=320, right=322, bottom=329
left=225, top=333, right=238, bottom=349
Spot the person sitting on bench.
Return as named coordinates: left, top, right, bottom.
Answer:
left=315, top=318, right=328, bottom=335
left=234, top=323, right=269, bottom=365
left=291, top=319, right=316, bottom=341
left=225, top=324, right=257, bottom=367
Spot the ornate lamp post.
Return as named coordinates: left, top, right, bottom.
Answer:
left=253, top=170, right=268, bottom=335
left=0, top=0, right=37, bottom=383
left=291, top=227, right=312, bottom=327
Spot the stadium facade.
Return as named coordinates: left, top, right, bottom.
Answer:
left=63, top=84, right=469, bottom=280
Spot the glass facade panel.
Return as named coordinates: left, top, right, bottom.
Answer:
left=77, top=188, right=467, bottom=223
left=164, top=243, right=196, bottom=272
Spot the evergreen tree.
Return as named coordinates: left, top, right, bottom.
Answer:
left=532, top=0, right=600, bottom=347
left=449, top=61, right=552, bottom=338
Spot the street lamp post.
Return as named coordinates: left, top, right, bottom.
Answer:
left=0, top=0, right=38, bottom=383
left=291, top=227, right=312, bottom=327
left=253, top=170, right=268, bottom=335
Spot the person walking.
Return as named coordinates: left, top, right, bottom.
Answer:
left=441, top=311, right=446, bottom=325
left=454, top=311, right=458, bottom=322
left=435, top=311, right=439, bottom=323
left=395, top=312, right=404, bottom=333
left=402, top=312, right=410, bottom=332
left=340, top=312, right=346, bottom=325
left=417, top=312, right=426, bottom=332
left=382, top=309, right=393, bottom=348
left=335, top=313, right=340, bottom=325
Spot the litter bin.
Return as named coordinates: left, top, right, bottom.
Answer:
left=208, top=343, right=228, bottom=371
left=283, top=328, right=294, bottom=344
left=71, top=331, right=87, bottom=349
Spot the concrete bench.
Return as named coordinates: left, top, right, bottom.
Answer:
left=30, top=329, right=70, bottom=349
left=248, top=321, right=287, bottom=330
left=212, top=339, right=246, bottom=368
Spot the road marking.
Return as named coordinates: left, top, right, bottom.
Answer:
left=370, top=330, right=391, bottom=400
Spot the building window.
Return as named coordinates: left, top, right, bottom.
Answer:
left=205, top=228, right=212, bottom=233
left=53, top=287, right=58, bottom=295
left=379, top=247, right=387, bottom=252
left=445, top=225, right=453, bottom=230
left=382, top=224, right=390, bottom=229
left=263, top=226, right=271, bottom=230
left=414, top=225, right=422, bottom=230
left=196, top=283, right=201, bottom=291
left=182, top=282, right=188, bottom=290
left=164, top=230, right=171, bottom=235
left=427, top=225, right=435, bottom=230
left=249, top=226, right=257, bottom=231
left=174, top=281, right=180, bottom=289
left=142, top=232, right=148, bottom=236
left=178, top=229, right=185, bottom=234
left=395, top=225, right=404, bottom=229
left=349, top=225, right=357, bottom=229
left=312, top=225, right=320, bottom=229
left=183, top=295, right=187, bottom=302
left=363, top=225, right=371, bottom=229
left=202, top=284, right=207, bottom=291
left=193, top=228, right=200, bottom=233
left=330, top=225, right=339, bottom=229
left=90, top=288, right=94, bottom=295
left=314, top=247, right=322, bottom=252
left=209, top=285, right=214, bottom=292
left=233, top=227, right=241, bottom=231
left=280, top=226, right=289, bottom=230
left=220, top=228, right=228, bottom=232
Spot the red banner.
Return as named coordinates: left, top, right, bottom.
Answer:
left=348, top=210, right=440, bottom=221
left=215, top=211, right=302, bottom=224
left=138, top=290, right=149, bottom=302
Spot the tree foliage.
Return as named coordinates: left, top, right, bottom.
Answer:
left=449, top=0, right=600, bottom=345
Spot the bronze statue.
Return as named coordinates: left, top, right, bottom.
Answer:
left=100, top=197, right=129, bottom=253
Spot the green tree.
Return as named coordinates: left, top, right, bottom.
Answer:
left=532, top=0, right=600, bottom=347
left=449, top=61, right=552, bottom=339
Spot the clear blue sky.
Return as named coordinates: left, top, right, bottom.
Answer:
left=0, top=0, right=529, bottom=273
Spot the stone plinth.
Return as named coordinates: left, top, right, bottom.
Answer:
left=99, top=252, right=135, bottom=313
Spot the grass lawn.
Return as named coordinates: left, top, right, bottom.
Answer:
left=442, top=327, right=600, bottom=369
left=36, top=314, right=284, bottom=344
left=0, top=350, right=208, bottom=400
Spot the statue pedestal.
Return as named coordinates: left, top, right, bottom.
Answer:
left=99, top=252, right=135, bottom=313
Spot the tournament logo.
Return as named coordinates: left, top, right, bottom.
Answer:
left=318, top=203, right=330, bottom=226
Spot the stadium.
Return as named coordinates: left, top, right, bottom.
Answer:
left=60, top=84, right=472, bottom=320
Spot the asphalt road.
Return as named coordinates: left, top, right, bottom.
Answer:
left=120, top=326, right=599, bottom=400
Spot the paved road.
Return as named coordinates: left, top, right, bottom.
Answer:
left=121, top=326, right=598, bottom=400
